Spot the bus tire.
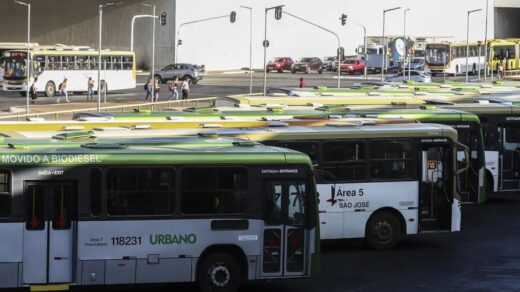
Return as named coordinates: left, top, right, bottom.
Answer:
left=197, top=253, right=241, bottom=292
left=365, top=211, right=401, bottom=250
left=45, top=81, right=56, bottom=98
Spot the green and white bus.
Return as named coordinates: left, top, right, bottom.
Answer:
left=0, top=136, right=319, bottom=292
left=41, top=123, right=467, bottom=250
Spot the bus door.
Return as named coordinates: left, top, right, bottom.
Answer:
left=262, top=180, right=308, bottom=278
left=499, top=124, right=520, bottom=191
left=23, top=181, right=76, bottom=284
left=419, top=144, right=458, bottom=232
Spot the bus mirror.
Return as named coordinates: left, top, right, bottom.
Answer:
left=421, top=151, right=443, bottom=183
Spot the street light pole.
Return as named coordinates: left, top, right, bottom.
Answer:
left=142, top=3, right=156, bottom=94
left=349, top=20, right=368, bottom=80
left=263, top=5, right=284, bottom=96
left=14, top=1, right=30, bottom=114
left=484, top=0, right=489, bottom=81
left=282, top=11, right=341, bottom=88
left=381, top=7, right=401, bottom=82
left=466, top=8, right=482, bottom=83
left=130, top=15, right=157, bottom=51
left=403, top=8, right=410, bottom=81
left=240, top=6, right=253, bottom=94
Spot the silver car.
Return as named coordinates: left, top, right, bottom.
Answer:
left=154, top=63, right=203, bottom=84
left=385, top=70, right=432, bottom=83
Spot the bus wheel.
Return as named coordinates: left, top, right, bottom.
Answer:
left=45, top=82, right=55, bottom=98
left=197, top=253, right=241, bottom=292
left=366, top=211, right=401, bottom=250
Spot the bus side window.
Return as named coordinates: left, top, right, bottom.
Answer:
left=181, top=167, right=247, bottom=215
left=0, top=171, right=11, bottom=218
left=90, top=168, right=103, bottom=216
left=322, top=141, right=366, bottom=182
left=275, top=141, right=319, bottom=164
left=370, top=140, right=413, bottom=180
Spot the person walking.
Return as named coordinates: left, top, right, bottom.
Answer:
left=169, top=78, right=179, bottom=100
left=299, top=77, right=306, bottom=88
left=498, top=61, right=505, bottom=81
left=153, top=78, right=161, bottom=102
left=87, top=77, right=95, bottom=101
left=57, top=78, right=70, bottom=103
left=181, top=79, right=190, bottom=100
left=29, top=77, right=38, bottom=104
left=144, top=78, right=153, bottom=102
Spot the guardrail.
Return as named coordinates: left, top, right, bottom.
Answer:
left=0, top=97, right=218, bottom=121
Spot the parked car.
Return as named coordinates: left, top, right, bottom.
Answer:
left=291, top=57, right=323, bottom=74
left=409, top=57, right=425, bottom=70
left=266, top=57, right=294, bottom=73
left=385, top=70, right=432, bottom=83
left=154, top=63, right=203, bottom=84
left=340, top=59, right=365, bottom=75
left=322, top=56, right=337, bottom=71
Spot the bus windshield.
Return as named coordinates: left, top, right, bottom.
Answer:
left=3, top=56, right=27, bottom=79
left=425, top=44, right=449, bottom=66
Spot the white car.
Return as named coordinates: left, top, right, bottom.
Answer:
left=385, top=70, right=432, bottom=83
left=409, top=57, right=425, bottom=70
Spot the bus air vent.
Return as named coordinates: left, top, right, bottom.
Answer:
left=367, top=92, right=381, bottom=96
left=425, top=100, right=454, bottom=105
left=62, top=126, right=85, bottom=131
left=267, top=121, right=289, bottom=127
left=414, top=91, right=428, bottom=96
left=52, top=131, right=92, bottom=140
left=201, top=124, right=222, bottom=129
left=198, top=132, right=219, bottom=139
left=398, top=84, right=409, bottom=89
left=307, top=103, right=324, bottom=107
left=133, top=108, right=152, bottom=114
left=183, top=106, right=219, bottom=113
left=327, top=115, right=343, bottom=119
left=391, top=101, right=407, bottom=106
left=361, top=120, right=377, bottom=125
left=439, top=84, right=452, bottom=88
left=92, top=127, right=130, bottom=131
left=8, top=143, right=29, bottom=150
left=480, top=84, right=492, bottom=88
left=81, top=143, right=127, bottom=150
left=26, top=117, right=45, bottom=122
left=325, top=122, right=359, bottom=127
left=167, top=116, right=185, bottom=121
left=132, top=124, right=152, bottom=130
left=420, top=105, right=437, bottom=110
left=232, top=141, right=255, bottom=147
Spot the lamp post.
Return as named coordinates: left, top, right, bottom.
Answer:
left=142, top=3, right=156, bottom=87
left=466, top=8, right=482, bottom=83
left=403, top=8, right=410, bottom=81
left=98, top=2, right=123, bottom=112
left=484, top=0, right=489, bottom=81
left=240, top=6, right=253, bottom=94
left=282, top=11, right=341, bottom=88
left=130, top=15, right=157, bottom=52
left=14, top=1, right=30, bottom=114
left=381, top=7, right=401, bottom=82
left=176, top=13, right=236, bottom=63
left=263, top=5, right=284, bottom=96
left=348, top=20, right=367, bottom=80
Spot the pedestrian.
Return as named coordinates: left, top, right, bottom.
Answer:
left=153, top=78, right=161, bottom=102
left=30, top=77, right=38, bottom=104
left=169, top=78, right=179, bottom=100
left=57, top=78, right=70, bottom=103
left=144, top=78, right=153, bottom=102
left=87, top=77, right=95, bottom=101
left=299, top=77, right=306, bottom=88
left=498, top=61, right=505, bottom=81
left=181, top=79, right=190, bottom=100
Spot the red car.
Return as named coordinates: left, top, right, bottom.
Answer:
left=266, top=57, right=294, bottom=73
left=340, top=59, right=365, bottom=75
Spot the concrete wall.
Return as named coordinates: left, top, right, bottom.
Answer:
left=494, top=7, right=520, bottom=38
left=0, top=0, right=176, bottom=70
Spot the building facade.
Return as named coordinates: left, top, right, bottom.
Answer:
left=0, top=0, right=176, bottom=70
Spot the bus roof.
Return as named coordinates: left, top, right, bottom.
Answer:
left=5, top=49, right=134, bottom=56
left=0, top=136, right=312, bottom=166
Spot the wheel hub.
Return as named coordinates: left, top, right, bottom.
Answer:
left=374, top=221, right=393, bottom=243
left=210, top=264, right=230, bottom=287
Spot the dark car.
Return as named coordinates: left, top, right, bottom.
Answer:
left=154, top=63, right=203, bottom=84
left=266, top=57, right=294, bottom=73
left=291, top=57, right=323, bottom=74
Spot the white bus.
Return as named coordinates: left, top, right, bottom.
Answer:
left=0, top=136, right=319, bottom=291
left=61, top=123, right=468, bottom=250
left=2, top=47, right=136, bottom=97
left=0, top=42, right=39, bottom=89
left=425, top=42, right=485, bottom=75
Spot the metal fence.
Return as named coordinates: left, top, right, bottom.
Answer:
left=0, top=97, right=218, bottom=121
